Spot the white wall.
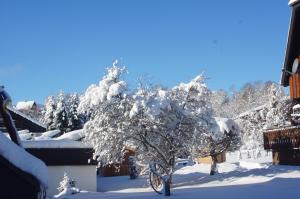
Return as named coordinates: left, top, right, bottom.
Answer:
left=47, top=165, right=97, bottom=197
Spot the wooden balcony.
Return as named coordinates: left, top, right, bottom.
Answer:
left=263, top=126, right=300, bottom=150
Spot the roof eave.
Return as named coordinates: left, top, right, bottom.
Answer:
left=289, top=0, right=300, bottom=6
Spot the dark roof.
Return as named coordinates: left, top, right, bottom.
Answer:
left=0, top=107, right=46, bottom=133
left=281, top=2, right=300, bottom=86
left=0, top=153, right=45, bottom=199
left=26, top=148, right=97, bottom=166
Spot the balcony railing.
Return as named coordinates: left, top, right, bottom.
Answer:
left=263, top=126, right=300, bottom=150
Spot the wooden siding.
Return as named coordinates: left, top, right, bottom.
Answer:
left=272, top=149, right=300, bottom=165
left=263, top=127, right=300, bottom=150
left=281, top=3, right=300, bottom=86
left=289, top=73, right=300, bottom=99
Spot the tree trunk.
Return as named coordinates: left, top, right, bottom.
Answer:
left=210, top=155, right=218, bottom=175
left=163, top=176, right=172, bottom=196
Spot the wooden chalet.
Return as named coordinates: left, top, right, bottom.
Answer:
left=0, top=107, right=46, bottom=133
left=264, top=0, right=300, bottom=165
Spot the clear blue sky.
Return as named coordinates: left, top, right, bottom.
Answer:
left=0, top=0, right=291, bottom=104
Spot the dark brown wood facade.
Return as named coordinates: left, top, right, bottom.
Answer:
left=289, top=73, right=300, bottom=99
left=264, top=127, right=300, bottom=150
left=264, top=127, right=300, bottom=165
left=0, top=108, right=46, bottom=133
left=281, top=2, right=300, bottom=87
left=272, top=149, right=300, bottom=165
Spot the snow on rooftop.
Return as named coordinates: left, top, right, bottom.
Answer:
left=234, top=104, right=267, bottom=119
left=0, top=132, right=48, bottom=187
left=289, top=0, right=300, bottom=6
left=23, top=139, right=91, bottom=149
left=16, top=101, right=36, bottom=110
left=35, top=130, right=61, bottom=141
left=54, top=129, right=85, bottom=141
left=7, top=106, right=46, bottom=129
left=264, top=125, right=300, bottom=132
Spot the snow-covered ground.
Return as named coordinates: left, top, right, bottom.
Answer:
left=55, top=151, right=300, bottom=199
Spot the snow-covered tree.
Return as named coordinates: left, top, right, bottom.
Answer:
left=83, top=61, right=130, bottom=165
left=52, top=91, right=69, bottom=133
left=56, top=172, right=79, bottom=197
left=66, top=93, right=83, bottom=131
left=235, top=83, right=290, bottom=157
left=43, top=96, right=56, bottom=130
left=210, top=90, right=231, bottom=118
left=78, top=60, right=127, bottom=120
left=126, top=75, right=220, bottom=195
left=127, top=86, right=198, bottom=195
left=197, top=118, right=241, bottom=175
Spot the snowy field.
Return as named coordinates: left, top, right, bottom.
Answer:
left=54, top=151, right=300, bottom=199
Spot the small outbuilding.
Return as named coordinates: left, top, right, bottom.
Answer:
left=23, top=140, right=97, bottom=197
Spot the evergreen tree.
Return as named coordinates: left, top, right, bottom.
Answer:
left=67, top=93, right=83, bottom=131
left=43, top=96, right=56, bottom=130
left=53, top=91, right=69, bottom=133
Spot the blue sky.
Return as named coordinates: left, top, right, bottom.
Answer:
left=0, top=0, right=291, bottom=103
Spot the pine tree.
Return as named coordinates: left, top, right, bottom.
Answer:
left=67, top=93, right=83, bottom=131
left=53, top=91, right=69, bottom=133
left=43, top=96, right=56, bottom=130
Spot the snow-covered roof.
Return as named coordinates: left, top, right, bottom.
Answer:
left=7, top=106, right=47, bottom=130
left=35, top=130, right=61, bottom=141
left=264, top=125, right=300, bottom=132
left=54, top=129, right=85, bottom=141
left=234, top=104, right=267, bottom=119
left=289, top=0, right=300, bottom=6
left=23, top=140, right=91, bottom=149
left=16, top=101, right=36, bottom=110
left=0, top=132, right=48, bottom=186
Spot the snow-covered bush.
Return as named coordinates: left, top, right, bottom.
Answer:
left=55, top=172, right=79, bottom=198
